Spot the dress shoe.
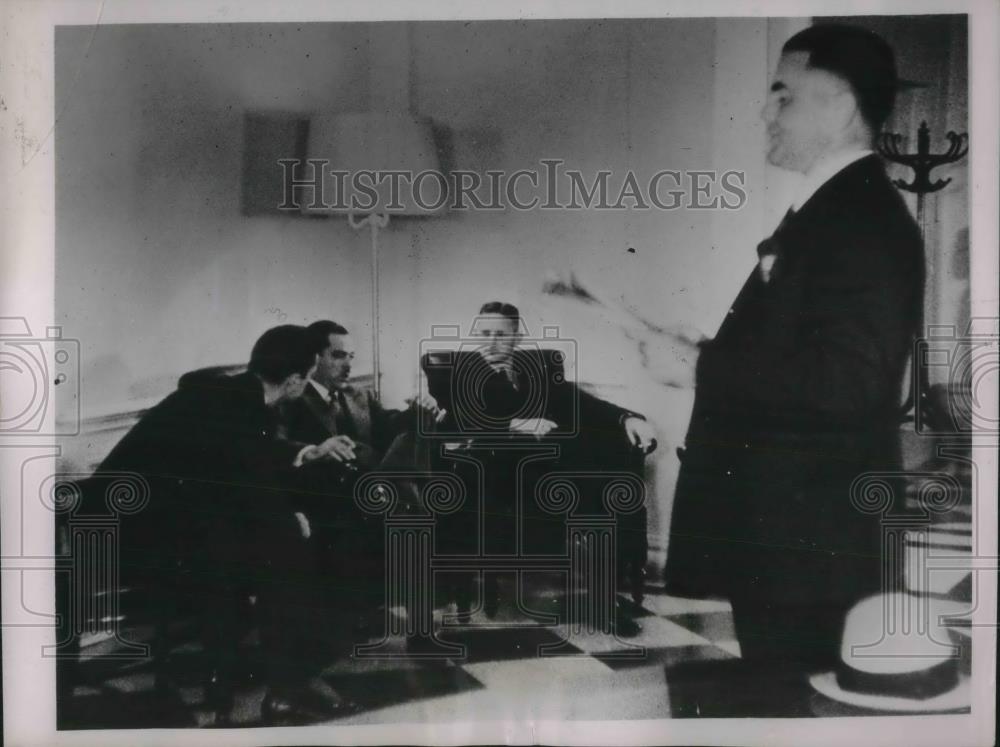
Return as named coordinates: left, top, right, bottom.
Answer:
left=483, top=595, right=499, bottom=619
left=448, top=576, right=476, bottom=624
left=204, top=668, right=235, bottom=726
left=261, top=692, right=316, bottom=726
left=454, top=588, right=473, bottom=624
left=626, top=564, right=647, bottom=607
left=261, top=678, right=360, bottom=725
left=483, top=577, right=501, bottom=619
left=612, top=608, right=642, bottom=638
left=299, top=675, right=362, bottom=716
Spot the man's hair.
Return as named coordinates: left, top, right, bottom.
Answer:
left=248, top=325, right=315, bottom=384
left=479, top=301, right=520, bottom=323
left=306, top=320, right=349, bottom=354
left=783, top=23, right=899, bottom=132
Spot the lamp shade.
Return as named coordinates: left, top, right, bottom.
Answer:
left=301, top=112, right=446, bottom=216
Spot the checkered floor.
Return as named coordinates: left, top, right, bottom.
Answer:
left=58, top=572, right=970, bottom=729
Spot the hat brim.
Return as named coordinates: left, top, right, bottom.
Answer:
left=809, top=671, right=970, bottom=713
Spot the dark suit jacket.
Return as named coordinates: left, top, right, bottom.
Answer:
left=97, top=371, right=303, bottom=582
left=278, top=382, right=415, bottom=469
left=665, top=155, right=924, bottom=606
left=422, top=347, right=646, bottom=557
left=422, top=347, right=636, bottom=443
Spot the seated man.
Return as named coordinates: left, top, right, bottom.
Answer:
left=97, top=325, right=354, bottom=724
left=278, top=320, right=443, bottom=628
left=423, top=301, right=656, bottom=627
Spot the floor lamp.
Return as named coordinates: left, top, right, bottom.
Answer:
left=303, top=112, right=443, bottom=398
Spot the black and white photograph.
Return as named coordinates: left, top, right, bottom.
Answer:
left=0, top=1, right=996, bottom=745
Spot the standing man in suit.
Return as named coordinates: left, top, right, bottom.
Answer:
left=279, top=320, right=444, bottom=631
left=664, top=25, right=925, bottom=674
left=424, top=301, right=656, bottom=626
left=98, top=325, right=358, bottom=723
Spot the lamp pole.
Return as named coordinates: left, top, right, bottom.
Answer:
left=348, top=211, right=390, bottom=399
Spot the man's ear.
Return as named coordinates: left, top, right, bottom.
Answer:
left=829, top=87, right=861, bottom=136
left=283, top=372, right=302, bottom=394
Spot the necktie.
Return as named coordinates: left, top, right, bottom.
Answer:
left=504, top=366, right=520, bottom=392
left=756, top=208, right=796, bottom=284
left=333, top=389, right=356, bottom=438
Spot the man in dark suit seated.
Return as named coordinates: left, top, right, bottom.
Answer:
left=278, top=320, right=444, bottom=631
left=97, top=325, right=357, bottom=724
left=423, top=301, right=656, bottom=631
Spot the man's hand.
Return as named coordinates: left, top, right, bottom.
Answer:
left=510, top=417, right=558, bottom=438
left=293, top=511, right=311, bottom=539
left=407, top=393, right=447, bottom=424
left=315, top=435, right=357, bottom=463
left=624, top=416, right=657, bottom=453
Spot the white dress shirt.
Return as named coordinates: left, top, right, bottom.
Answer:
left=308, top=378, right=333, bottom=405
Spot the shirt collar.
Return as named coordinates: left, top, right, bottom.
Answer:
left=480, top=352, right=517, bottom=372
left=308, top=378, right=332, bottom=404
left=792, top=148, right=874, bottom=212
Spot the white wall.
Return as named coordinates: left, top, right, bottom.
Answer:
left=56, top=24, right=375, bottom=412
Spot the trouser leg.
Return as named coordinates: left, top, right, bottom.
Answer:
left=254, top=519, right=332, bottom=692
left=730, top=594, right=844, bottom=672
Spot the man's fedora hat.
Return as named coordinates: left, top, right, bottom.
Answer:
left=809, top=592, right=969, bottom=713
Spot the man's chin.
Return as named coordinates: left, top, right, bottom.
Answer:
left=483, top=359, right=511, bottom=372
left=765, top=147, right=790, bottom=170
left=766, top=146, right=810, bottom=174
left=314, top=377, right=348, bottom=391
